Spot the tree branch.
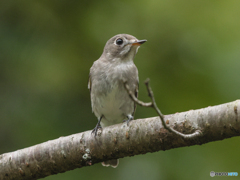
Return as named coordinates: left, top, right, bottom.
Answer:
left=123, top=78, right=202, bottom=138
left=0, top=100, right=240, bottom=179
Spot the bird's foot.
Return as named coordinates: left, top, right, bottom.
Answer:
left=91, top=124, right=102, bottom=137
left=124, top=115, right=133, bottom=126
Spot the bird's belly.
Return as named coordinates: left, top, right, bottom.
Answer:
left=94, top=87, right=133, bottom=127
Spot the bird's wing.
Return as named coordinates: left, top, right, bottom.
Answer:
left=88, top=73, right=91, bottom=93
left=132, top=81, right=139, bottom=117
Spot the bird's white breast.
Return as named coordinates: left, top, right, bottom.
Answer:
left=94, top=82, right=134, bottom=127
left=92, top=61, right=136, bottom=127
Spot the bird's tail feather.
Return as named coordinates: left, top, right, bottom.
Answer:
left=101, top=159, right=119, bottom=168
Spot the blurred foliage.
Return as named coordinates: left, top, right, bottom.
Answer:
left=1, top=0, right=240, bottom=180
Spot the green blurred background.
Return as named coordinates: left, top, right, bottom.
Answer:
left=1, top=0, right=240, bottom=179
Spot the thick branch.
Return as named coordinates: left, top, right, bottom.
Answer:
left=1, top=100, right=240, bottom=179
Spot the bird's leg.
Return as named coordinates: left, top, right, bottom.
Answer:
left=124, top=114, right=133, bottom=126
left=92, top=115, right=103, bottom=136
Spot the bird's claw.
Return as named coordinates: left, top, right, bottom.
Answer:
left=124, top=115, right=133, bottom=126
left=92, top=124, right=102, bottom=137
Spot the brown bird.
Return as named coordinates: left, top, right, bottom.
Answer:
left=88, top=34, right=146, bottom=168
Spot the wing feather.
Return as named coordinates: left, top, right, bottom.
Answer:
left=88, top=73, right=91, bottom=92
left=132, top=81, right=139, bottom=117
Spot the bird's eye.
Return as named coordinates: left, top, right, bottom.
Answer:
left=116, top=38, right=123, bottom=45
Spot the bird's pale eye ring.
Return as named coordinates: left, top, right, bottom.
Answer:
left=116, top=38, right=123, bottom=45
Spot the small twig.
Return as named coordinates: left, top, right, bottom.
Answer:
left=123, top=79, right=202, bottom=139
left=123, top=81, right=152, bottom=107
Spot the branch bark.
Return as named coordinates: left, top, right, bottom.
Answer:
left=0, top=100, right=240, bottom=180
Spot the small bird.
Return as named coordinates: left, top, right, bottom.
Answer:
left=88, top=34, right=146, bottom=168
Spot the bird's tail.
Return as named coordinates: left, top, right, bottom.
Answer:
left=101, top=159, right=119, bottom=168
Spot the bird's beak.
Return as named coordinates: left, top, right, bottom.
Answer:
left=131, top=40, right=147, bottom=46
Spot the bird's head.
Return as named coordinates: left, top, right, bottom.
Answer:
left=102, top=34, right=146, bottom=62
